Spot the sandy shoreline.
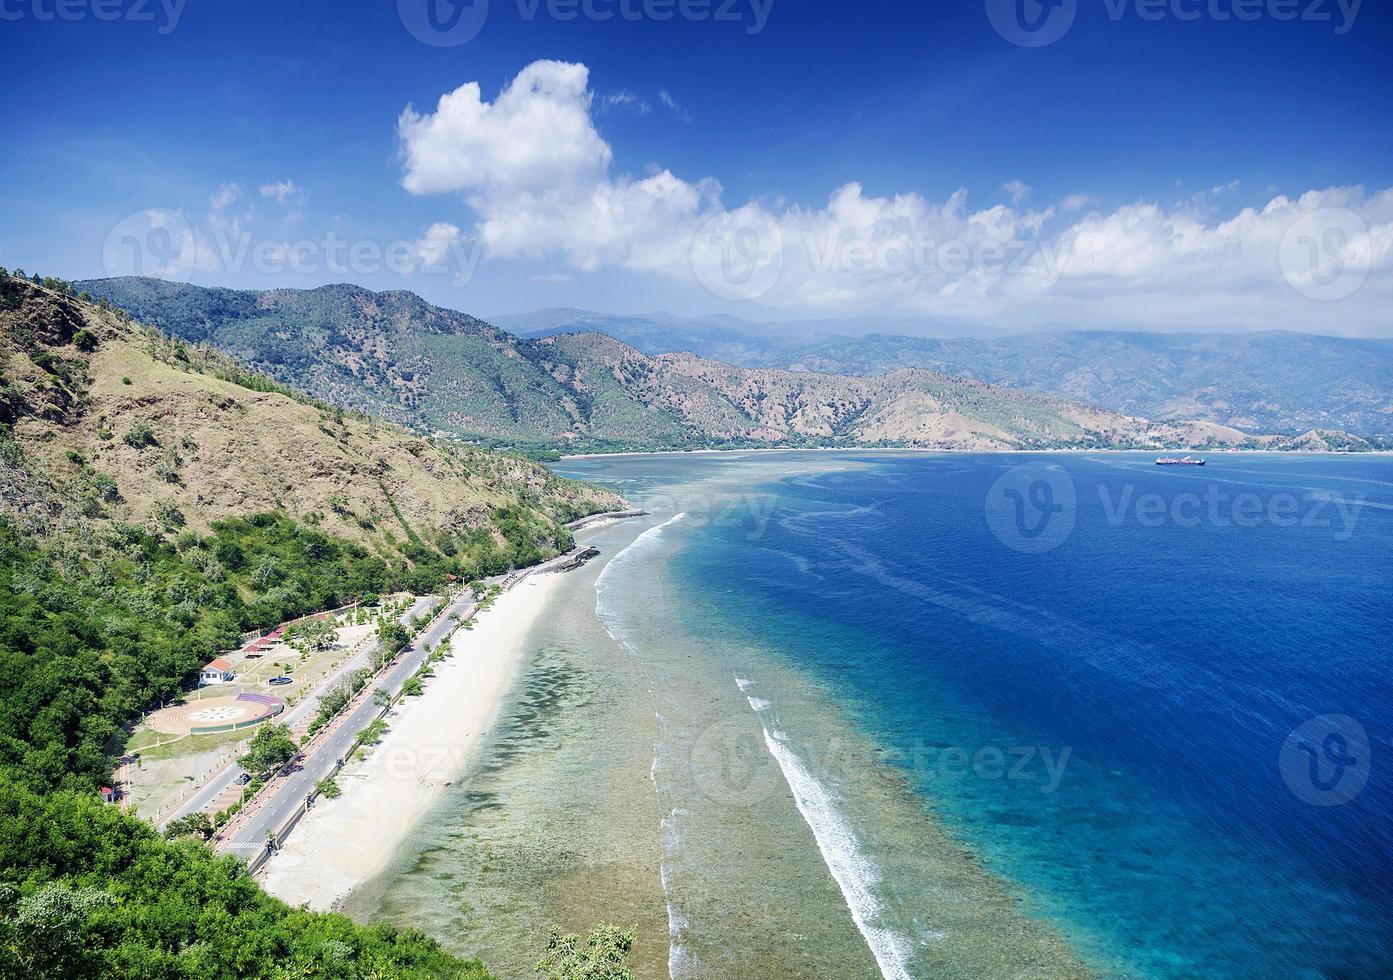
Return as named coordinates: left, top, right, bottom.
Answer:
left=259, top=572, right=566, bottom=911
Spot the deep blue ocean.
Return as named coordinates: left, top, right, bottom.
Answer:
left=559, top=452, right=1393, bottom=978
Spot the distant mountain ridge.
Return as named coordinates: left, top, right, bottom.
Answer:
left=782, top=331, right=1393, bottom=438
left=76, top=279, right=1371, bottom=453
left=490, top=307, right=1393, bottom=438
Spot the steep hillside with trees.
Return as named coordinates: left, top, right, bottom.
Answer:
left=0, top=271, right=628, bottom=979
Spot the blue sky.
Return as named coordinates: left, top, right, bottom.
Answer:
left=2, top=0, right=1391, bottom=333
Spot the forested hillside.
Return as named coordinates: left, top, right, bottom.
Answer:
left=0, top=271, right=627, bottom=978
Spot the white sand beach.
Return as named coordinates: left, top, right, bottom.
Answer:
left=259, top=572, right=566, bottom=911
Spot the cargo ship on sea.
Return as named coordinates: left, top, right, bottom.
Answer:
left=1156, top=456, right=1206, bottom=466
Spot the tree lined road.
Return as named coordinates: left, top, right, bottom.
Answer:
left=163, top=514, right=637, bottom=837
left=158, top=597, right=437, bottom=830
left=222, top=537, right=619, bottom=869
left=217, top=590, right=472, bottom=864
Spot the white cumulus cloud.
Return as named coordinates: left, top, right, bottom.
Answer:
left=396, top=60, right=1393, bottom=333
left=209, top=182, right=241, bottom=210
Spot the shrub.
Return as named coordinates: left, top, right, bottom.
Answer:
left=155, top=448, right=182, bottom=483
left=122, top=421, right=156, bottom=448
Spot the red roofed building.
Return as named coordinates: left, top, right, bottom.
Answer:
left=199, top=657, right=235, bottom=685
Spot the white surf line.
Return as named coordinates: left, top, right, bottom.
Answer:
left=594, top=512, right=697, bottom=980
left=741, top=680, right=916, bottom=980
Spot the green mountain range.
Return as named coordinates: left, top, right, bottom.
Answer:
left=76, top=278, right=1361, bottom=453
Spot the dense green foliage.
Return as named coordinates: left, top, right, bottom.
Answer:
left=0, top=777, right=490, bottom=979
left=0, top=496, right=508, bottom=976
left=237, top=724, right=297, bottom=779
left=0, top=512, right=427, bottom=791
left=534, top=925, right=636, bottom=980
left=0, top=492, right=583, bottom=794
left=0, top=276, right=624, bottom=978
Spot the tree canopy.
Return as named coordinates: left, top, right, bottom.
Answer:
left=0, top=777, right=490, bottom=979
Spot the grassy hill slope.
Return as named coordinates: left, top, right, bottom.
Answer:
left=4, top=277, right=623, bottom=562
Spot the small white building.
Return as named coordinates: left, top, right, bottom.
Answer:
left=199, top=657, right=235, bottom=685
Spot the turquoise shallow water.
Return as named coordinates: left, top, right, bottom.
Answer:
left=555, top=451, right=1393, bottom=978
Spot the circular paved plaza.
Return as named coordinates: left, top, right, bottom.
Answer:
left=146, top=694, right=284, bottom=736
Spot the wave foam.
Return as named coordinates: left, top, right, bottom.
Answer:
left=660, top=807, right=698, bottom=979
left=757, top=726, right=915, bottom=980
left=595, top=513, right=689, bottom=653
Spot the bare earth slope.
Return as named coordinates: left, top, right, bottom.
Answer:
left=0, top=277, right=623, bottom=552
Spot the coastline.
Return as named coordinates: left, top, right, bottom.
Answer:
left=559, top=446, right=1390, bottom=460
left=259, top=572, right=567, bottom=912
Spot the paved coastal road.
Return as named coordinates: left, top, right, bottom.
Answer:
left=216, top=513, right=634, bottom=866
left=218, top=590, right=474, bottom=864
left=158, top=597, right=437, bottom=830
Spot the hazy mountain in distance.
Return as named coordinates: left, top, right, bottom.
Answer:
left=76, top=279, right=1369, bottom=453
left=493, top=308, right=1393, bottom=437
left=781, top=331, right=1393, bottom=437
left=486, top=307, right=834, bottom=367
left=487, top=308, right=1005, bottom=366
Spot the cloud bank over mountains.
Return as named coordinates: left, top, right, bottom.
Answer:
left=396, top=59, right=1393, bottom=333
